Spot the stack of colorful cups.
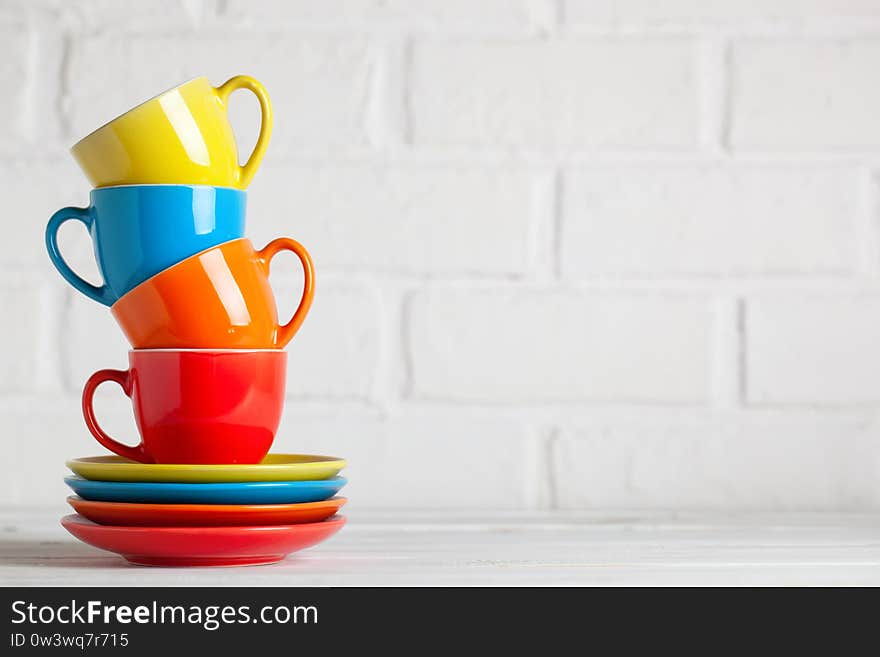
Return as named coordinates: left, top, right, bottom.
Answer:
left=45, top=76, right=347, bottom=567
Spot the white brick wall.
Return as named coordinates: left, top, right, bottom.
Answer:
left=563, top=1, right=880, bottom=25
left=553, top=414, right=880, bottom=510
left=0, top=28, right=30, bottom=143
left=247, top=165, right=535, bottom=274
left=730, top=40, right=880, bottom=150
left=411, top=39, right=699, bottom=148
left=217, top=0, right=544, bottom=32
left=4, top=0, right=880, bottom=511
left=746, top=295, right=880, bottom=405
left=408, top=289, right=711, bottom=402
left=561, top=167, right=859, bottom=276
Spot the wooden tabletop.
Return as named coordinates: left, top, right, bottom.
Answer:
left=3, top=508, right=880, bottom=586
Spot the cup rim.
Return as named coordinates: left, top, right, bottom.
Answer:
left=110, top=237, right=249, bottom=308
left=71, top=76, right=206, bottom=152
left=129, top=348, right=285, bottom=353
left=92, top=183, right=245, bottom=193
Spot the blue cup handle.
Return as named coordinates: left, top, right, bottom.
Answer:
left=45, top=206, right=114, bottom=307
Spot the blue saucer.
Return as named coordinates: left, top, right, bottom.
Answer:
left=64, top=476, right=347, bottom=505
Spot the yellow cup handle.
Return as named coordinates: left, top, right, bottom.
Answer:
left=216, top=75, right=273, bottom=188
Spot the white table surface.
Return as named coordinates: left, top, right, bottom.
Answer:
left=2, top=508, right=880, bottom=586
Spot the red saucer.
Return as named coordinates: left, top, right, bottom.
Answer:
left=61, top=514, right=346, bottom=567
left=67, top=496, right=346, bottom=527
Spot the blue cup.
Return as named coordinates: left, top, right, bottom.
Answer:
left=45, top=185, right=246, bottom=306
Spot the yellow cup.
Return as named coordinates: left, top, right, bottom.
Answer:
left=71, top=76, right=272, bottom=189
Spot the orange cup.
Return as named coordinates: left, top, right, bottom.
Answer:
left=111, top=238, right=314, bottom=349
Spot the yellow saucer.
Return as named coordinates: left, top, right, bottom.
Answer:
left=66, top=455, right=346, bottom=483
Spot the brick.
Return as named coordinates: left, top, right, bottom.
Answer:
left=562, top=167, right=858, bottom=276
left=66, top=34, right=372, bottom=152
left=61, top=288, right=131, bottom=393
left=0, top=28, right=31, bottom=143
left=411, top=39, right=698, bottom=148
left=0, top=11, right=66, bottom=149
left=0, top=399, right=133, bottom=507
left=218, top=0, right=539, bottom=31
left=563, top=1, right=880, bottom=24
left=274, top=414, right=530, bottom=509
left=248, top=165, right=534, bottom=274
left=746, top=295, right=880, bottom=405
left=57, top=0, right=203, bottom=29
left=0, top=161, right=84, bottom=267
left=276, top=280, right=381, bottom=400
left=730, top=40, right=880, bottom=150
left=408, top=289, right=712, bottom=402
left=0, top=282, right=50, bottom=393
left=554, top=415, right=880, bottom=509
left=0, top=405, right=79, bottom=508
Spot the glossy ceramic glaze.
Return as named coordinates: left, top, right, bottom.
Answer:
left=64, top=476, right=348, bottom=505
left=66, top=496, right=347, bottom=527
left=61, top=514, right=346, bottom=567
left=45, top=185, right=246, bottom=306
left=82, top=350, right=287, bottom=464
left=66, top=454, right=346, bottom=483
left=111, top=238, right=314, bottom=349
left=71, top=76, right=272, bottom=189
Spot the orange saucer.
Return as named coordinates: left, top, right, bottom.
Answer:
left=67, top=496, right=346, bottom=527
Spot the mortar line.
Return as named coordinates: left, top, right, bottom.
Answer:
left=737, top=298, right=748, bottom=408
left=544, top=429, right=560, bottom=510
left=719, top=36, right=734, bottom=152
left=397, top=288, right=416, bottom=404
left=552, top=168, right=564, bottom=280
left=856, top=166, right=880, bottom=279
left=697, top=33, right=728, bottom=155
left=401, top=36, right=413, bottom=147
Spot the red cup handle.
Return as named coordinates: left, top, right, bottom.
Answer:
left=81, top=368, right=154, bottom=463
left=258, top=237, right=315, bottom=348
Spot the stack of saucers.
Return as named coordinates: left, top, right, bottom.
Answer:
left=43, top=74, right=347, bottom=566
left=62, top=455, right=346, bottom=567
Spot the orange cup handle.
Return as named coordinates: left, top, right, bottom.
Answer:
left=216, top=75, right=273, bottom=188
left=82, top=369, right=153, bottom=464
left=258, top=237, right=315, bottom=348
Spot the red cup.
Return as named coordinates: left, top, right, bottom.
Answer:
left=82, top=349, right=287, bottom=464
